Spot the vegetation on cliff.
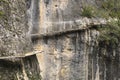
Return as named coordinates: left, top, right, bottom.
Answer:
left=98, top=20, right=120, bottom=47
left=98, top=0, right=120, bottom=46
left=82, top=0, right=120, bottom=18
left=82, top=0, right=120, bottom=46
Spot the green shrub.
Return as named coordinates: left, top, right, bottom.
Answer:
left=101, top=0, right=115, bottom=10
left=0, top=11, right=4, bottom=17
left=81, top=5, right=95, bottom=18
left=81, top=0, right=120, bottom=18
left=102, top=0, right=120, bottom=18
left=81, top=5, right=111, bottom=18
left=98, top=20, right=120, bottom=46
left=0, top=0, right=8, bottom=3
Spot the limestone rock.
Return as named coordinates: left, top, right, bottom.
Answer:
left=0, top=0, right=120, bottom=80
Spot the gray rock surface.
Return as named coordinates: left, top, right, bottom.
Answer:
left=0, top=0, right=120, bottom=80
left=36, top=29, right=120, bottom=80
left=0, top=0, right=32, bottom=57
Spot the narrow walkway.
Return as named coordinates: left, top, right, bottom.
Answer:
left=0, top=51, right=43, bottom=59
left=31, top=18, right=107, bottom=38
left=0, top=18, right=114, bottom=59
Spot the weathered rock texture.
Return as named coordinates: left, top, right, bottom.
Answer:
left=0, top=0, right=120, bottom=80
left=0, top=0, right=32, bottom=57
left=35, top=28, right=120, bottom=80
left=0, top=0, right=39, bottom=80
left=0, top=55, right=41, bottom=80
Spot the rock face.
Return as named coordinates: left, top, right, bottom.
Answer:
left=0, top=55, right=41, bottom=80
left=0, top=0, right=32, bottom=57
left=35, top=29, right=120, bottom=80
left=0, top=0, right=120, bottom=80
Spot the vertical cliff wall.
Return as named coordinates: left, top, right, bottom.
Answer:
left=0, top=0, right=32, bottom=57
left=0, top=0, right=120, bottom=80
left=34, top=0, right=120, bottom=79
left=35, top=29, right=120, bottom=80
left=0, top=0, right=41, bottom=80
